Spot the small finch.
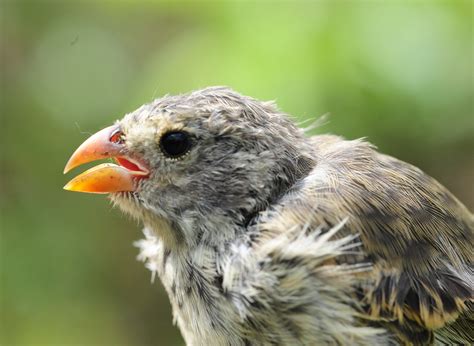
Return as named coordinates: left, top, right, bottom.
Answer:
left=64, top=87, right=473, bottom=345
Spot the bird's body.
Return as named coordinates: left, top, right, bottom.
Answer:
left=64, top=87, right=473, bottom=345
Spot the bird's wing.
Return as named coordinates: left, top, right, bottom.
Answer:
left=224, top=218, right=389, bottom=345
left=262, top=135, right=473, bottom=344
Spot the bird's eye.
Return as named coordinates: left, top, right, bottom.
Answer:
left=160, top=131, right=192, bottom=158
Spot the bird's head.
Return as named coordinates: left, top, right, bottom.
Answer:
left=64, top=87, right=315, bottom=248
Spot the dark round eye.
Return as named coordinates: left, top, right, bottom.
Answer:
left=160, top=131, right=192, bottom=158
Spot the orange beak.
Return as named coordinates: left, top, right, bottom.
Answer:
left=63, top=125, right=149, bottom=194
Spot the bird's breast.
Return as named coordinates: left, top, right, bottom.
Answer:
left=137, top=232, right=245, bottom=344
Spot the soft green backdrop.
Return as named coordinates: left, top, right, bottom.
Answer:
left=1, top=1, right=473, bottom=345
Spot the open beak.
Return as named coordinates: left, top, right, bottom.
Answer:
left=63, top=125, right=149, bottom=194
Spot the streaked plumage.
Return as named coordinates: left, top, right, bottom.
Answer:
left=65, top=87, right=473, bottom=345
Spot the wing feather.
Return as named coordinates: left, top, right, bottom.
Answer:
left=266, top=135, right=473, bottom=343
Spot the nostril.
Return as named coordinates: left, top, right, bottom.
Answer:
left=110, top=130, right=125, bottom=144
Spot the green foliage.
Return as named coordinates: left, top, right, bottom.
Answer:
left=1, top=1, right=472, bottom=345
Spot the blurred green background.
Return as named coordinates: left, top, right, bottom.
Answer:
left=1, top=1, right=473, bottom=345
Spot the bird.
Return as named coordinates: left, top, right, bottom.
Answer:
left=63, top=87, right=473, bottom=345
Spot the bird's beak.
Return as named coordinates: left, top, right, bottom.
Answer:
left=63, top=125, right=149, bottom=194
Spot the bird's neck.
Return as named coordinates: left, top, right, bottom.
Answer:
left=161, top=208, right=250, bottom=249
